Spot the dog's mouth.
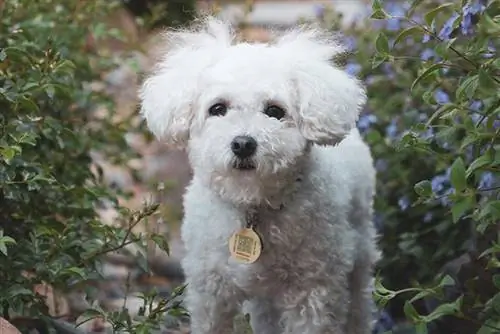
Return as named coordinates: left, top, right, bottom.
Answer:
left=232, top=159, right=256, bottom=170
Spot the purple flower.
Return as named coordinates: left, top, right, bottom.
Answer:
left=470, top=100, right=483, bottom=111
left=420, top=48, right=435, bottom=61
left=374, top=213, right=384, bottom=233
left=398, top=196, right=410, bottom=211
left=375, top=159, right=388, bottom=172
left=422, top=34, right=431, bottom=43
left=373, top=309, right=394, bottom=333
left=385, top=119, right=399, bottom=139
left=386, top=18, right=402, bottom=31
left=438, top=13, right=459, bottom=40
left=434, top=89, right=450, bottom=104
left=431, top=174, right=449, bottom=193
left=314, top=4, right=326, bottom=20
left=381, top=63, right=395, bottom=79
left=479, top=172, right=495, bottom=189
left=484, top=43, right=496, bottom=58
left=344, top=36, right=357, bottom=52
left=461, top=2, right=486, bottom=35
left=358, top=113, right=378, bottom=132
left=346, top=62, right=362, bottom=76
left=420, top=126, right=434, bottom=140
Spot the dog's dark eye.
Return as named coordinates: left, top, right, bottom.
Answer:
left=264, top=105, right=286, bottom=120
left=208, top=103, right=227, bottom=117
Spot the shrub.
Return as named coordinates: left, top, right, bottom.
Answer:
left=0, top=0, right=183, bottom=332
left=321, top=0, right=499, bottom=332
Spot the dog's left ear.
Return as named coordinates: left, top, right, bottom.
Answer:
left=277, top=28, right=366, bottom=146
left=139, top=17, right=233, bottom=149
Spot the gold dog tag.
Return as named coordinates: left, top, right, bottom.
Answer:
left=229, top=228, right=262, bottom=264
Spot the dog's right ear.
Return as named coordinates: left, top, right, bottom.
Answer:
left=139, top=17, right=233, bottom=148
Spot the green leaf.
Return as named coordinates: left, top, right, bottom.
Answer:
left=439, top=274, right=455, bottom=287
left=414, top=180, right=433, bottom=198
left=450, top=157, right=467, bottom=192
left=371, top=54, right=388, bottom=69
left=477, top=200, right=500, bottom=222
left=1, top=146, right=17, bottom=163
left=0, top=233, right=17, bottom=256
left=424, top=3, right=456, bottom=26
left=411, top=63, right=446, bottom=92
left=371, top=0, right=389, bottom=19
left=375, top=33, right=390, bottom=55
left=371, top=9, right=389, bottom=19
left=62, top=267, right=86, bottom=279
left=493, top=275, right=500, bottom=289
left=415, top=322, right=429, bottom=334
left=456, top=75, right=479, bottom=99
left=423, top=297, right=462, bottom=322
left=466, top=152, right=493, bottom=177
left=409, top=0, right=425, bottom=16
left=150, top=233, right=170, bottom=255
left=478, top=69, right=498, bottom=94
left=426, top=104, right=457, bottom=126
left=394, top=26, right=423, bottom=46
left=403, top=301, right=421, bottom=321
left=451, top=196, right=474, bottom=223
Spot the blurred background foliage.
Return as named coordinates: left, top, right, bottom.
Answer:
left=1, top=0, right=499, bottom=333
left=317, top=0, right=499, bottom=332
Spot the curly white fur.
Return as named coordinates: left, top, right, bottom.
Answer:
left=140, top=17, right=380, bottom=334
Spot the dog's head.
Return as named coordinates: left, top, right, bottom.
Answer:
left=140, top=17, right=366, bottom=206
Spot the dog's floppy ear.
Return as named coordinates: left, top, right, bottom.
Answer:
left=277, top=27, right=366, bottom=146
left=139, top=17, right=234, bottom=148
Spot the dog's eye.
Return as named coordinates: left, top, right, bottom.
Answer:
left=208, top=103, right=227, bottom=117
left=264, top=105, right=286, bottom=120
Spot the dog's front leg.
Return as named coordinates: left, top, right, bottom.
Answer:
left=184, top=270, right=241, bottom=334
left=280, top=286, right=349, bottom=334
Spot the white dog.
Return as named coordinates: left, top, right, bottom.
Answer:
left=140, top=17, right=380, bottom=334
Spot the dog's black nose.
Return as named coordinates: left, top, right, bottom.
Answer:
left=231, top=135, right=257, bottom=158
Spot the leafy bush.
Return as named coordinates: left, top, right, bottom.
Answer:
left=0, top=0, right=184, bottom=332
left=321, top=0, right=499, bottom=332
left=122, top=0, right=196, bottom=30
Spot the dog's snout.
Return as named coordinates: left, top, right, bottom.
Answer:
left=231, top=136, right=257, bottom=158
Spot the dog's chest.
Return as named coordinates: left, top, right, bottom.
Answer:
left=229, top=209, right=318, bottom=292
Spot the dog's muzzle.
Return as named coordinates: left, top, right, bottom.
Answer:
left=231, top=135, right=257, bottom=170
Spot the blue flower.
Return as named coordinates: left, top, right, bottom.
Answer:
left=314, top=4, right=326, bottom=19
left=461, top=2, right=486, bottom=35
left=438, top=13, right=459, bottom=40
left=420, top=126, right=434, bottom=140
left=385, top=119, right=398, bottom=139
left=434, top=89, right=450, bottom=104
left=470, top=100, right=483, bottom=111
left=346, top=62, right=362, bottom=76
left=422, top=34, right=431, bottom=43
left=382, top=63, right=395, bottom=79
left=484, top=43, right=496, bottom=58
left=375, top=159, right=388, bottom=173
left=386, top=18, right=401, bottom=31
left=424, top=212, right=433, bottom=223
left=344, top=36, right=357, bottom=52
left=358, top=113, right=378, bottom=132
left=372, top=309, right=395, bottom=334
left=374, top=213, right=385, bottom=233
left=420, top=48, right=435, bottom=60
left=479, top=172, right=495, bottom=189
left=431, top=174, right=448, bottom=193
left=398, top=196, right=410, bottom=211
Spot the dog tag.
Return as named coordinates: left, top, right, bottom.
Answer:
left=229, top=228, right=262, bottom=264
